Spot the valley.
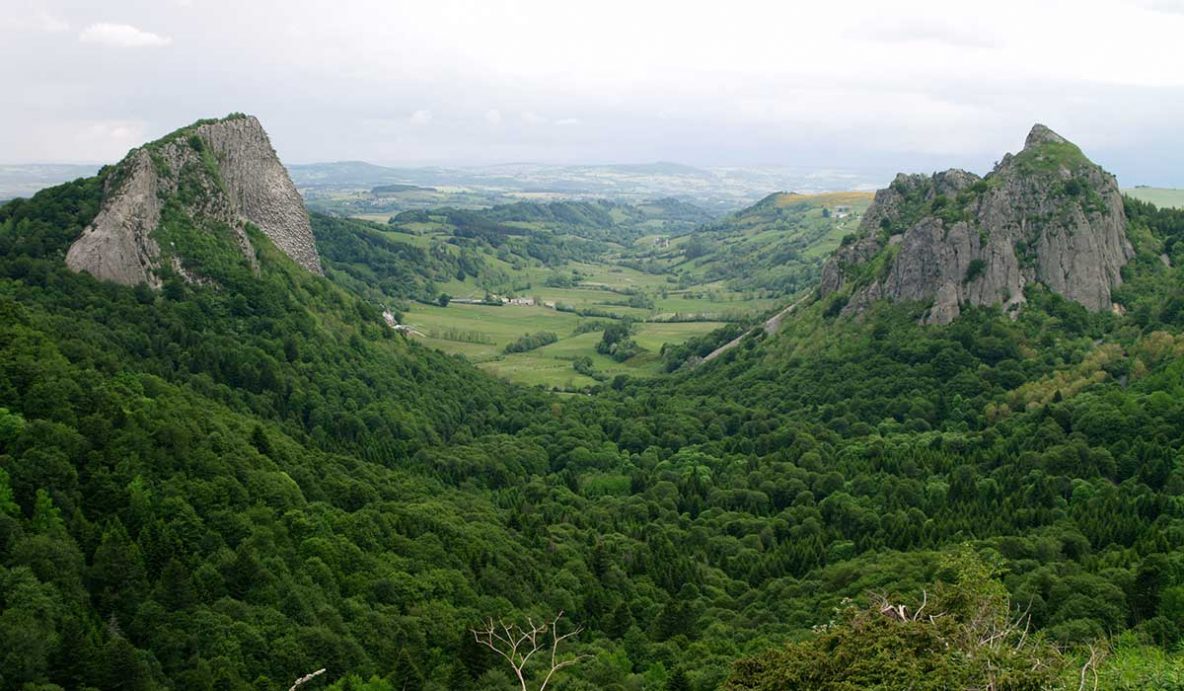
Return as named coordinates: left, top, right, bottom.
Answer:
left=313, top=192, right=869, bottom=388
left=2, top=114, right=1184, bottom=691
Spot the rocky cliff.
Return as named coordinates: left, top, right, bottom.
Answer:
left=66, top=114, right=321, bottom=286
left=819, top=124, right=1133, bottom=323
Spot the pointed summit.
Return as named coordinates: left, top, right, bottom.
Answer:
left=66, top=113, right=321, bottom=287
left=1024, top=123, right=1068, bottom=149
left=820, top=123, right=1133, bottom=323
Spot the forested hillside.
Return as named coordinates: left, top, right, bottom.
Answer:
left=634, top=191, right=874, bottom=295
left=2, top=139, right=1184, bottom=691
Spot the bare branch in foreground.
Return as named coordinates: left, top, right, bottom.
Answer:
left=472, top=611, right=588, bottom=691
left=288, top=668, right=326, bottom=691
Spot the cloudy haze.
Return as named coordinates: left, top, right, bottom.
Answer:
left=3, top=0, right=1183, bottom=185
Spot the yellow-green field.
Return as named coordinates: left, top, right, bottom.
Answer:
left=393, top=252, right=778, bottom=389
left=772, top=191, right=875, bottom=208
left=1124, top=187, right=1184, bottom=209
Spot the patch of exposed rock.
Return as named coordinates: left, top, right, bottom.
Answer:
left=66, top=114, right=321, bottom=286
left=64, top=150, right=167, bottom=287
left=819, top=124, right=1133, bottom=324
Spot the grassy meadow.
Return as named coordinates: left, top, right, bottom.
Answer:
left=1124, top=187, right=1184, bottom=209
left=401, top=291, right=733, bottom=388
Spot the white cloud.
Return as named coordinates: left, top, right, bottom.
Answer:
left=484, top=109, right=503, bottom=125
left=409, top=109, right=433, bottom=125
left=554, top=118, right=581, bottom=126
left=79, top=23, right=172, bottom=48
left=521, top=111, right=548, bottom=125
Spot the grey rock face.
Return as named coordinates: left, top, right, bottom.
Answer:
left=65, top=150, right=164, bottom=287
left=819, top=124, right=1133, bottom=323
left=66, top=114, right=321, bottom=286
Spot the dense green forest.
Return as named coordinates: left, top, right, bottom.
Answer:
left=311, top=213, right=490, bottom=306
left=2, top=169, right=1184, bottom=691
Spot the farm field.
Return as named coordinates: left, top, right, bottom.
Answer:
left=400, top=294, right=735, bottom=388
left=1124, top=187, right=1184, bottom=208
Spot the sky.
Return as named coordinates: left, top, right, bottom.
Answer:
left=3, top=0, right=1183, bottom=186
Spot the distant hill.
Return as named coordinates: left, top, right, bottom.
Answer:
left=371, top=183, right=435, bottom=195
left=290, top=159, right=884, bottom=213
left=289, top=160, right=423, bottom=187
left=582, top=161, right=713, bottom=176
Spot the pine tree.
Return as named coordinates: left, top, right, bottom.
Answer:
left=391, top=649, right=423, bottom=691
left=667, top=668, right=691, bottom=691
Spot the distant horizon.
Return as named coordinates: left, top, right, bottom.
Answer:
left=2, top=155, right=1180, bottom=193
left=0, top=115, right=1176, bottom=190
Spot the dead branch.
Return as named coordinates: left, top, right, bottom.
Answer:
left=288, top=668, right=326, bottom=691
left=472, top=611, right=587, bottom=691
left=1077, top=644, right=1102, bottom=691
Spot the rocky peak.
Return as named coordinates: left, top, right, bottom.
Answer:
left=1025, top=123, right=1067, bottom=148
left=820, top=124, right=1133, bottom=323
left=65, top=114, right=321, bottom=287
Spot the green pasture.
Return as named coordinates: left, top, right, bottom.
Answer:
left=1124, top=187, right=1184, bottom=209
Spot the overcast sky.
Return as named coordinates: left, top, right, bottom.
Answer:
left=3, top=0, right=1183, bottom=185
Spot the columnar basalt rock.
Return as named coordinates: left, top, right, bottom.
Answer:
left=819, top=124, right=1133, bottom=324
left=66, top=114, right=322, bottom=286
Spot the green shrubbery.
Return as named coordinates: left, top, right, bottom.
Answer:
left=725, top=549, right=1066, bottom=690
left=503, top=331, right=559, bottom=353
left=965, top=258, right=987, bottom=283
left=596, top=321, right=643, bottom=361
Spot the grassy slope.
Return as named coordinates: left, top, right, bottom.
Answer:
left=1124, top=187, right=1184, bottom=209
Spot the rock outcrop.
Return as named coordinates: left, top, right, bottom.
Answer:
left=819, top=124, right=1133, bottom=323
left=64, top=149, right=167, bottom=287
left=66, top=114, right=321, bottom=286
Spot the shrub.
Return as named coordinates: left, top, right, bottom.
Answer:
left=504, top=331, right=558, bottom=354
left=965, top=258, right=987, bottom=283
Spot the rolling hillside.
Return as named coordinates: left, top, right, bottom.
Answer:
left=624, top=191, right=873, bottom=294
